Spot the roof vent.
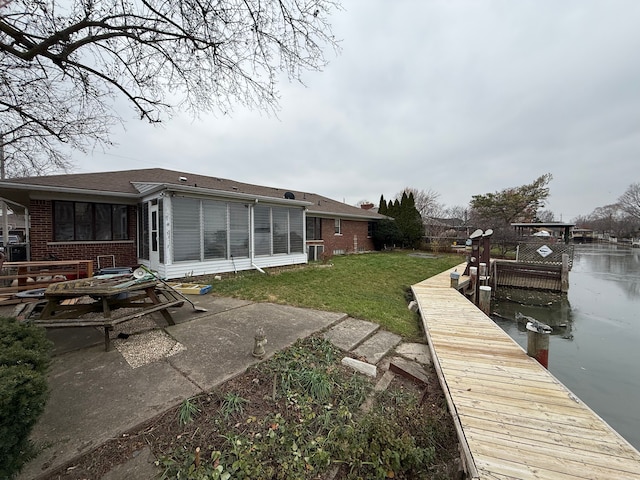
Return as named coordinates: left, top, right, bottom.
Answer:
left=284, top=191, right=295, bottom=200
left=179, top=176, right=187, bottom=182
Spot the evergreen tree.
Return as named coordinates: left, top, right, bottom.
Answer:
left=378, top=195, right=388, bottom=215
left=374, top=191, right=424, bottom=249
left=395, top=192, right=424, bottom=248
left=372, top=218, right=401, bottom=250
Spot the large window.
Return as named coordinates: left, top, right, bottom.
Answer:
left=255, top=206, right=304, bottom=256
left=306, top=217, right=322, bottom=240
left=53, top=201, right=128, bottom=241
left=173, top=197, right=201, bottom=262
left=138, top=202, right=149, bottom=259
left=203, top=200, right=228, bottom=259
left=290, top=209, right=304, bottom=253
left=254, top=205, right=271, bottom=256
left=272, top=207, right=289, bottom=254
left=229, top=203, right=249, bottom=258
left=171, top=197, right=302, bottom=262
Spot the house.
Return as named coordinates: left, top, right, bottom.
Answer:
left=511, top=222, right=576, bottom=243
left=0, top=169, right=385, bottom=278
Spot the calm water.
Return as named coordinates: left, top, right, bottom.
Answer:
left=491, top=244, right=640, bottom=450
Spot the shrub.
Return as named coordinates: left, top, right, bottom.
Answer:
left=0, top=317, right=52, bottom=478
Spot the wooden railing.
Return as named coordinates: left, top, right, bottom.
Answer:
left=0, top=260, right=94, bottom=305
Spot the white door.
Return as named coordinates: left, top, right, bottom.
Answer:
left=149, top=203, right=160, bottom=270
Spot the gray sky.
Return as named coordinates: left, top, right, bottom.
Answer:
left=73, top=0, right=640, bottom=221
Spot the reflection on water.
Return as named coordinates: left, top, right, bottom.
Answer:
left=578, top=246, right=640, bottom=299
left=491, top=244, right=640, bottom=450
left=493, top=289, right=574, bottom=340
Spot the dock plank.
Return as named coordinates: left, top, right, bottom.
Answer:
left=412, top=263, right=640, bottom=480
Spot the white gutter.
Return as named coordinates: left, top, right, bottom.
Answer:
left=165, top=184, right=312, bottom=207
left=0, top=181, right=137, bottom=199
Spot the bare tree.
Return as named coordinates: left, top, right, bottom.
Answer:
left=398, top=187, right=443, bottom=221
left=0, top=0, right=341, bottom=176
left=442, top=205, right=469, bottom=223
left=536, top=209, right=556, bottom=223
left=584, top=204, right=639, bottom=239
left=618, top=183, right=640, bottom=220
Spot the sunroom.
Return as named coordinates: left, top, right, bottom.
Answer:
left=137, top=184, right=310, bottom=279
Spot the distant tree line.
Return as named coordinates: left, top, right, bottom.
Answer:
left=368, top=175, right=640, bottom=254
left=573, top=183, right=640, bottom=239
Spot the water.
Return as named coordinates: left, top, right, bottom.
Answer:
left=491, top=244, right=640, bottom=450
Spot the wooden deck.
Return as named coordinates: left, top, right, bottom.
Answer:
left=412, top=263, right=640, bottom=480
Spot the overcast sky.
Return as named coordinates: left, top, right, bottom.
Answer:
left=72, top=0, right=640, bottom=222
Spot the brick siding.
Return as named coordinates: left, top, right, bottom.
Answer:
left=28, top=200, right=138, bottom=270
left=320, top=218, right=374, bottom=255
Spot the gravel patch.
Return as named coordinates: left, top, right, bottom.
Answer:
left=114, top=330, right=186, bottom=368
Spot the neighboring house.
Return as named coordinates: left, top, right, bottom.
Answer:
left=511, top=222, right=576, bottom=243
left=0, top=169, right=385, bottom=278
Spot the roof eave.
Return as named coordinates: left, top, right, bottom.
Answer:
left=0, top=182, right=137, bottom=200
left=306, top=209, right=385, bottom=221
left=164, top=184, right=313, bottom=207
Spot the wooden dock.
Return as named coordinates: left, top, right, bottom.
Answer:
left=412, top=264, right=640, bottom=480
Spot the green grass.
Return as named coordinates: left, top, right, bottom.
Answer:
left=202, top=251, right=463, bottom=339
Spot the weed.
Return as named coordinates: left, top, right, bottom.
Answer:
left=220, top=392, right=248, bottom=420
left=157, top=449, right=230, bottom=480
left=178, top=397, right=201, bottom=426
left=299, top=368, right=333, bottom=403
left=331, top=411, right=436, bottom=479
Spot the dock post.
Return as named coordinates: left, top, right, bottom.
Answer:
left=561, top=253, right=569, bottom=293
left=450, top=270, right=460, bottom=289
left=479, top=262, right=488, bottom=285
left=469, top=266, right=478, bottom=303
left=479, top=286, right=491, bottom=315
left=526, top=320, right=552, bottom=369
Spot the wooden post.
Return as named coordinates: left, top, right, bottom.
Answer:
left=469, top=266, right=477, bottom=303
left=526, top=320, right=552, bottom=369
left=561, top=253, right=569, bottom=293
left=479, top=286, right=491, bottom=315
left=479, top=262, right=488, bottom=285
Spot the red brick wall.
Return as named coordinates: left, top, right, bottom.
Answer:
left=320, top=218, right=374, bottom=254
left=28, top=200, right=138, bottom=270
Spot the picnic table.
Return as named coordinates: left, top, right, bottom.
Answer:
left=28, top=274, right=184, bottom=351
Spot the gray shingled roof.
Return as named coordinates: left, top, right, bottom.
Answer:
left=4, top=168, right=384, bottom=220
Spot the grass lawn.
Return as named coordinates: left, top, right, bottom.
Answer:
left=202, top=251, right=464, bottom=340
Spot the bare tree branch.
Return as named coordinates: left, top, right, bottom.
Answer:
left=618, top=183, right=640, bottom=220
left=0, top=0, right=342, bottom=177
